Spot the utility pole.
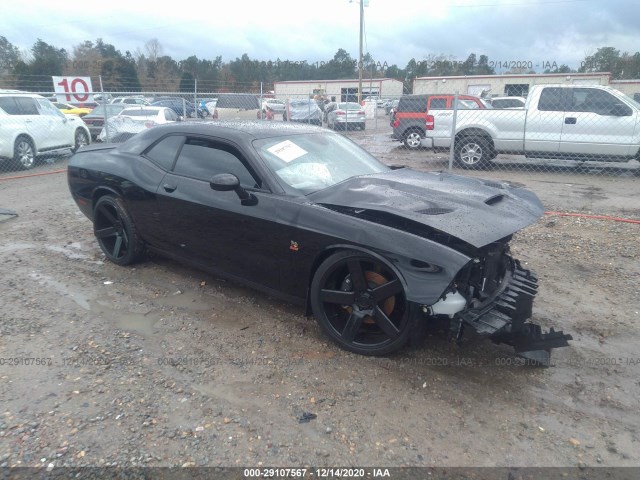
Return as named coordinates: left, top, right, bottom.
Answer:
left=358, top=0, right=364, bottom=103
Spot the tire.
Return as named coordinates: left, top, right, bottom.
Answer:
left=454, top=135, right=493, bottom=169
left=73, top=129, right=89, bottom=153
left=93, top=195, right=145, bottom=266
left=359, top=122, right=365, bottom=131
left=310, top=250, right=411, bottom=356
left=13, top=136, right=36, bottom=170
left=403, top=130, right=423, bottom=150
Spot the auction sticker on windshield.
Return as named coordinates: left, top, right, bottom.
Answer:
left=267, top=140, right=307, bottom=162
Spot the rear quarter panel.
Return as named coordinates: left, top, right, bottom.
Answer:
left=68, top=148, right=166, bottom=242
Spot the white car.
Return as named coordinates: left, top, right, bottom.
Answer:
left=118, top=106, right=179, bottom=124
left=0, top=89, right=91, bottom=170
left=110, top=96, right=151, bottom=106
left=98, top=107, right=179, bottom=143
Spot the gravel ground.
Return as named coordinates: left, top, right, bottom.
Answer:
left=0, top=137, right=639, bottom=470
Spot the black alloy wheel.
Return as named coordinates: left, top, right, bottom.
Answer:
left=93, top=195, right=144, bottom=265
left=310, top=250, right=411, bottom=356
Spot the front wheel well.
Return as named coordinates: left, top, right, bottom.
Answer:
left=91, top=187, right=121, bottom=212
left=304, top=246, right=408, bottom=316
left=15, top=134, right=37, bottom=153
left=305, top=247, right=345, bottom=315
left=455, top=129, right=494, bottom=147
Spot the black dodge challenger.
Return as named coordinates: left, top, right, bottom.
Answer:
left=68, top=121, right=571, bottom=363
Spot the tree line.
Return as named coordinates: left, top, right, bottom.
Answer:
left=1, top=36, right=639, bottom=94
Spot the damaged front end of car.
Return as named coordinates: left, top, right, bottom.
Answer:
left=309, top=168, right=572, bottom=362
left=425, top=238, right=572, bottom=365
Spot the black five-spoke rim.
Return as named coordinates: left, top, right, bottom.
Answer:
left=94, top=202, right=129, bottom=260
left=319, top=257, right=407, bottom=349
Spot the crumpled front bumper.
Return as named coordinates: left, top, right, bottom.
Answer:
left=456, top=259, right=572, bottom=364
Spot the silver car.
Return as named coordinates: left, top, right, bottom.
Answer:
left=284, top=99, right=322, bottom=126
left=326, top=102, right=366, bottom=130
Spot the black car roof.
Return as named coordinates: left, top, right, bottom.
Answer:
left=116, top=121, right=325, bottom=154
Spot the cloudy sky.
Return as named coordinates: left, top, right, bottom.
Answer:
left=2, top=0, right=638, bottom=71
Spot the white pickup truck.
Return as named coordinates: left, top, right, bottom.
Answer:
left=423, top=84, right=640, bottom=168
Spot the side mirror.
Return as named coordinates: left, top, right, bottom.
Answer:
left=209, top=173, right=257, bottom=206
left=610, top=103, right=631, bottom=116
left=210, top=173, right=239, bottom=192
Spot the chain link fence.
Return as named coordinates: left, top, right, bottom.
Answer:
left=2, top=79, right=639, bottom=185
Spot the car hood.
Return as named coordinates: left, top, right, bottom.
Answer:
left=307, top=168, right=544, bottom=248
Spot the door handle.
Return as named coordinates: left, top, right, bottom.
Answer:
left=163, top=184, right=177, bottom=193
left=565, top=117, right=577, bottom=124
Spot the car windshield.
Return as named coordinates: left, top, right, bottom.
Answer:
left=253, top=132, right=389, bottom=194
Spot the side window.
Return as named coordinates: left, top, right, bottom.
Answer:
left=14, top=97, right=40, bottom=115
left=37, top=99, right=64, bottom=117
left=429, top=98, right=447, bottom=109
left=456, top=99, right=480, bottom=109
left=0, top=97, right=19, bottom=114
left=145, top=135, right=185, bottom=170
left=399, top=96, right=427, bottom=113
left=537, top=88, right=565, bottom=112
left=173, top=138, right=260, bottom=188
left=569, top=88, right=622, bottom=115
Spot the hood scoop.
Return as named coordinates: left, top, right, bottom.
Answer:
left=308, top=168, right=544, bottom=248
left=484, top=194, right=504, bottom=205
left=483, top=180, right=505, bottom=189
left=416, top=207, right=454, bottom=215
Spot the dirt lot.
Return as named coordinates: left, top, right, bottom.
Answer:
left=0, top=140, right=639, bottom=469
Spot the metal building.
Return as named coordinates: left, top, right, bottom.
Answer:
left=412, top=73, right=612, bottom=98
left=273, top=78, right=404, bottom=102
